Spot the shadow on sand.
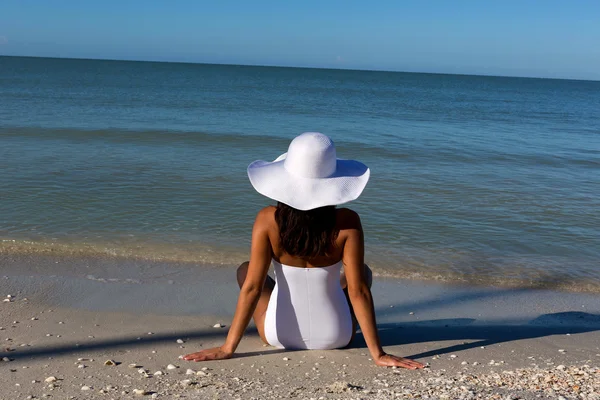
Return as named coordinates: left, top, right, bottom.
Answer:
left=354, top=312, right=600, bottom=360
left=358, top=284, right=600, bottom=359
left=0, top=329, right=233, bottom=361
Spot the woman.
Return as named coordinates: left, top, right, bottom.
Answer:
left=184, top=132, right=424, bottom=369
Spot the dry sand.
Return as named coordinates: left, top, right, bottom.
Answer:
left=1, top=253, right=600, bottom=399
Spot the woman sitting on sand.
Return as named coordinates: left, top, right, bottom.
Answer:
left=184, top=132, right=424, bottom=369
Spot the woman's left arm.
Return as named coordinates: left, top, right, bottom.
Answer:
left=184, top=209, right=273, bottom=361
left=343, top=211, right=424, bottom=369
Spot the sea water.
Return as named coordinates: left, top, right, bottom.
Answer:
left=1, top=56, right=599, bottom=291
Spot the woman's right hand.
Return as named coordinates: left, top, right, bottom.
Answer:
left=374, top=353, right=425, bottom=369
left=183, top=346, right=233, bottom=362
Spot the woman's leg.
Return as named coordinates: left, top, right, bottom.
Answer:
left=340, top=264, right=373, bottom=345
left=236, top=261, right=275, bottom=344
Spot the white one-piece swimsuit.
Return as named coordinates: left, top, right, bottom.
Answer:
left=264, top=260, right=353, bottom=350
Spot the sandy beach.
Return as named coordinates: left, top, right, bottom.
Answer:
left=1, top=253, right=600, bottom=399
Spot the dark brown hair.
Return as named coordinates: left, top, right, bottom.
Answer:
left=275, top=202, right=339, bottom=258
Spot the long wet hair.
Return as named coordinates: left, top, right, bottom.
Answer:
left=275, top=202, right=339, bottom=258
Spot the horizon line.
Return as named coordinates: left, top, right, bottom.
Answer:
left=1, top=53, right=599, bottom=83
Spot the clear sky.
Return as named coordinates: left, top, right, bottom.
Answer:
left=1, top=0, right=599, bottom=80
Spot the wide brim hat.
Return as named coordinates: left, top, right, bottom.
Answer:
left=247, top=132, right=370, bottom=211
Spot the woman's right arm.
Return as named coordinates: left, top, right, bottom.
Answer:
left=184, top=208, right=272, bottom=361
left=220, top=208, right=273, bottom=354
left=342, top=210, right=424, bottom=369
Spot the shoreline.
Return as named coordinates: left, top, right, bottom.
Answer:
left=3, top=252, right=600, bottom=318
left=3, top=244, right=600, bottom=295
left=1, top=253, right=600, bottom=398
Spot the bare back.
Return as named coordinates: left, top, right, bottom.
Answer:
left=261, top=206, right=362, bottom=268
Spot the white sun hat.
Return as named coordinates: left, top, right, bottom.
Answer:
left=247, top=132, right=370, bottom=211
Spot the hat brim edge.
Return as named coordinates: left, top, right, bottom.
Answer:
left=247, top=158, right=370, bottom=211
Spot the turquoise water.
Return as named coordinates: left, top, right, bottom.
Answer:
left=1, top=56, right=599, bottom=290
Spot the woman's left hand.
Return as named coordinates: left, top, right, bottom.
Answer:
left=183, top=346, right=233, bottom=362
left=374, top=353, right=425, bottom=369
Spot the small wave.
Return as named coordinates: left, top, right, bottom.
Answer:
left=0, top=126, right=290, bottom=149
left=0, top=238, right=246, bottom=266
left=369, top=261, right=600, bottom=294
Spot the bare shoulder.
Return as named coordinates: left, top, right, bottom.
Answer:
left=257, top=205, right=276, bottom=217
left=254, top=206, right=277, bottom=227
left=336, top=207, right=363, bottom=231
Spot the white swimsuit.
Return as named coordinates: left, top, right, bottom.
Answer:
left=264, top=260, right=353, bottom=350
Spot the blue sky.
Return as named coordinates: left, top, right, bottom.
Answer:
left=1, top=0, right=599, bottom=80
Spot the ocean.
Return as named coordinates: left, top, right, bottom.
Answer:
left=1, top=56, right=599, bottom=291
